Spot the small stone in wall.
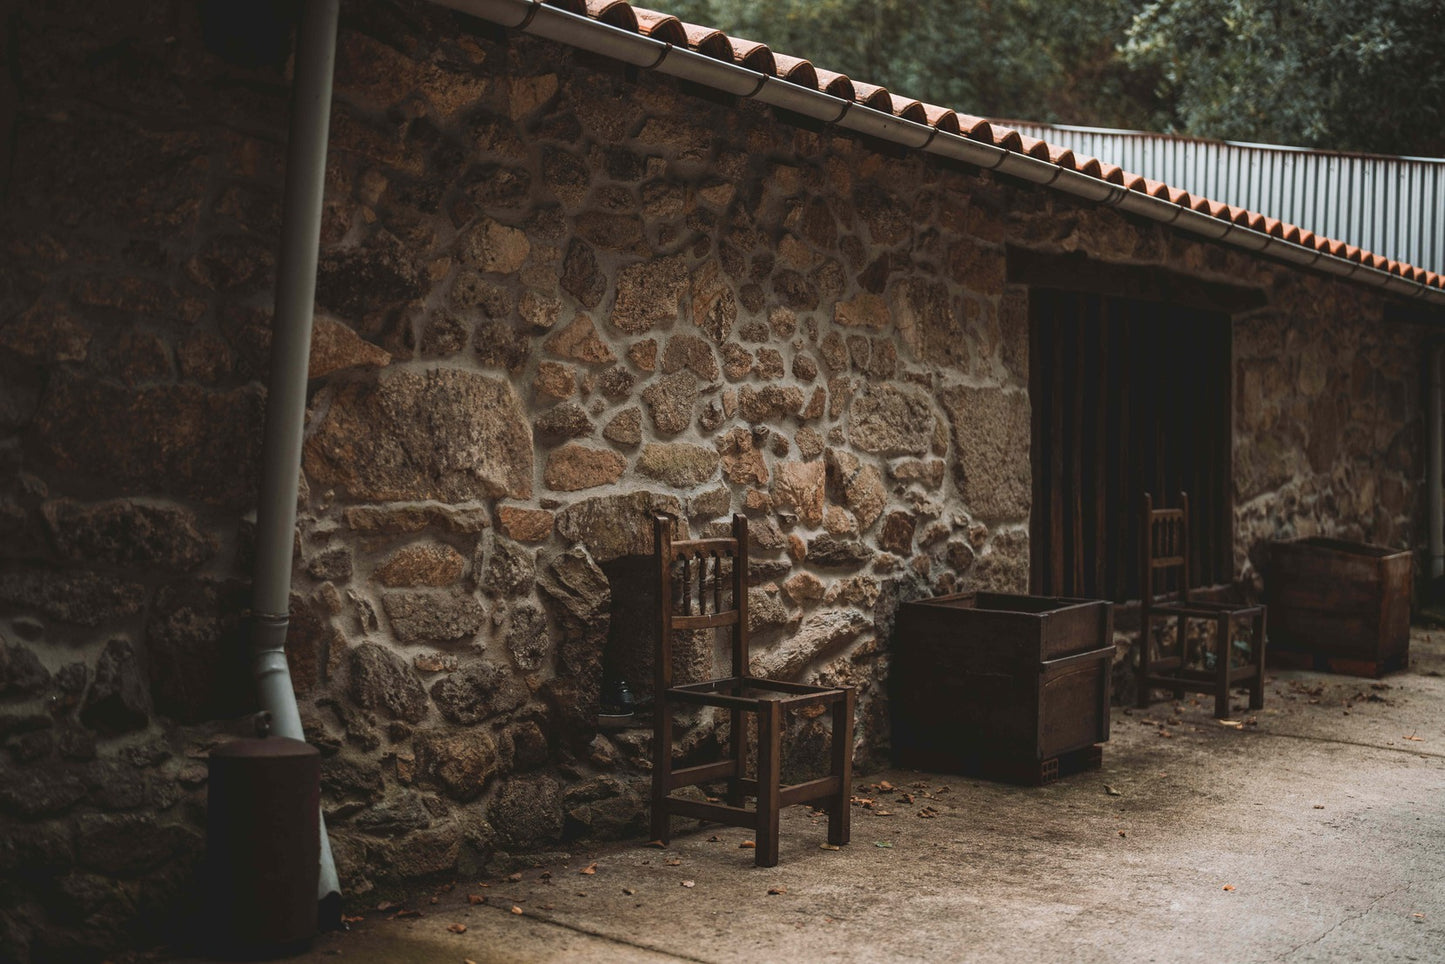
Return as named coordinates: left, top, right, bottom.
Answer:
left=543, top=444, right=626, bottom=492
left=692, top=261, right=737, bottom=342
left=611, top=256, right=689, bottom=335
left=792, top=353, right=818, bottom=383
left=519, top=290, right=562, bottom=332
left=414, top=730, right=499, bottom=802
left=637, top=443, right=719, bottom=488
left=756, top=348, right=786, bottom=381
left=430, top=660, right=526, bottom=725
left=946, top=540, right=976, bottom=574
left=744, top=488, right=773, bottom=513
left=535, top=361, right=576, bottom=401
left=374, top=543, right=466, bottom=588
left=773, top=461, right=825, bottom=527
left=554, top=492, right=682, bottom=563
left=738, top=385, right=804, bottom=424
left=721, top=343, right=753, bottom=380
left=505, top=604, right=550, bottom=672
left=490, top=774, right=564, bottom=850
left=598, top=366, right=637, bottom=399
left=807, top=535, right=872, bottom=569
left=349, top=642, right=429, bottom=724
left=848, top=384, right=936, bottom=457
left=834, top=293, right=891, bottom=330
left=689, top=485, right=731, bottom=519
left=880, top=511, right=917, bottom=556
left=307, top=547, right=353, bottom=583
left=560, top=239, right=605, bottom=309
left=890, top=458, right=946, bottom=489
left=413, top=653, right=458, bottom=674
left=627, top=338, right=658, bottom=372
left=796, top=426, right=825, bottom=460
left=602, top=407, right=642, bottom=446
left=641, top=371, right=698, bottom=436
left=40, top=499, right=216, bottom=571
left=717, top=428, right=768, bottom=486
left=481, top=535, right=536, bottom=597
left=535, top=400, right=594, bottom=440
left=783, top=572, right=826, bottom=602
left=308, top=316, right=392, bottom=378
left=380, top=590, right=486, bottom=645
left=748, top=587, right=798, bottom=634
left=824, top=505, right=857, bottom=536
left=0, top=639, right=50, bottom=698
left=661, top=335, right=719, bottom=380
left=342, top=502, right=491, bottom=534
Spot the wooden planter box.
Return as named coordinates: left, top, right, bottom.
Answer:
left=890, top=592, right=1113, bottom=784
left=1265, top=537, right=1413, bottom=677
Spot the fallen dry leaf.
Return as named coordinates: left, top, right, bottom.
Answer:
left=1104, top=785, right=1122, bottom=797
left=578, top=862, right=597, bottom=875
left=739, top=840, right=756, bottom=849
left=510, top=906, right=523, bottom=915
left=375, top=901, right=398, bottom=912
left=874, top=841, right=893, bottom=849
left=1218, top=719, right=1244, bottom=729
left=342, top=914, right=364, bottom=925
left=1313, top=805, right=1325, bottom=810
left=391, top=908, right=423, bottom=919
left=428, top=897, right=439, bottom=905
left=819, top=843, right=841, bottom=851
left=917, top=806, right=939, bottom=819
left=768, top=887, right=786, bottom=895
left=1404, top=734, right=1425, bottom=742
left=467, top=894, right=486, bottom=905
left=1222, top=884, right=1235, bottom=892
left=447, top=923, right=467, bottom=934
left=873, top=809, right=894, bottom=816
left=1117, top=830, right=1127, bottom=838
left=644, top=840, right=666, bottom=848
left=707, top=834, right=722, bottom=842
left=507, top=872, right=523, bottom=882
left=900, top=792, right=915, bottom=804
left=878, top=780, right=895, bottom=791
left=622, top=888, right=635, bottom=896
left=681, top=880, right=695, bottom=888
left=665, top=858, right=682, bottom=866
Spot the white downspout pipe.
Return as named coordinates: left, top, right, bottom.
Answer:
left=1429, top=344, right=1443, bottom=580
left=250, top=0, right=342, bottom=927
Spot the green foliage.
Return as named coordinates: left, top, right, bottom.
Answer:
left=1123, top=0, right=1445, bottom=155
left=659, top=0, right=1444, bottom=156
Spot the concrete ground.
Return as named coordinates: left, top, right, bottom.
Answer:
left=194, top=628, right=1445, bottom=963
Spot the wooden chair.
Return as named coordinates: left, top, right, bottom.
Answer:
left=1137, top=492, right=1267, bottom=718
left=651, top=513, right=853, bottom=867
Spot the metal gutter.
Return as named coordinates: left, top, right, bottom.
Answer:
left=429, top=0, right=1445, bottom=308
left=250, top=0, right=342, bottom=927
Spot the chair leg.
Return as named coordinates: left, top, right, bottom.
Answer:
left=1173, top=615, right=1187, bottom=701
left=650, top=698, right=673, bottom=844
left=727, top=706, right=746, bottom=808
left=828, top=688, right=854, bottom=847
left=1250, top=609, right=1267, bottom=710
left=1136, top=615, right=1151, bottom=709
left=1213, top=613, right=1231, bottom=718
left=755, top=698, right=782, bottom=868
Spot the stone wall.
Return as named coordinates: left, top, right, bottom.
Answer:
left=0, top=1, right=1430, bottom=958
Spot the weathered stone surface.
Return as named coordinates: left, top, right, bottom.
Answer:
left=490, top=775, right=564, bottom=850
left=374, top=542, right=466, bottom=587
left=738, top=385, right=805, bottom=423
left=772, top=461, right=825, bottom=527
left=534, top=361, right=576, bottom=401
left=890, top=458, right=946, bottom=489
left=783, top=572, right=826, bottom=602
left=0, top=298, right=92, bottom=363
left=60, top=442, right=181, bottom=551
left=641, top=371, right=699, bottom=436
left=636, top=443, right=718, bottom=488
left=459, top=217, right=531, bottom=275
left=505, top=604, right=549, bottom=671
left=79, top=639, right=148, bottom=734
left=717, top=428, right=768, bottom=486
left=74, top=813, right=191, bottom=877
left=661, top=335, right=719, bottom=380
left=806, top=536, right=873, bottom=569
left=305, top=368, right=533, bottom=502
left=349, top=642, right=429, bottom=723
left=603, top=407, right=643, bottom=445
left=561, top=239, right=605, bottom=308
left=611, top=256, right=688, bottom=334
left=497, top=506, right=554, bottom=542
left=0, top=570, right=146, bottom=627
left=543, top=444, right=627, bottom=491
left=690, top=485, right=732, bottom=519
left=381, top=590, right=486, bottom=645
left=947, top=239, right=1006, bottom=293
left=520, top=289, right=562, bottom=331
left=315, top=230, right=423, bottom=318
left=481, top=536, right=535, bottom=597
left=748, top=587, right=796, bottom=634
left=880, top=511, right=917, bottom=555
left=544, top=313, right=614, bottom=364
left=563, top=775, right=646, bottom=841
left=429, top=660, right=525, bottom=724
left=967, top=529, right=1030, bottom=592
left=0, top=766, right=87, bottom=818
left=307, top=547, right=353, bottom=582
left=147, top=580, right=254, bottom=724
left=308, top=317, right=392, bottom=378
left=827, top=453, right=886, bottom=530
left=834, top=293, right=892, bottom=330
left=414, top=730, right=498, bottom=801
left=33, top=372, right=264, bottom=508
left=939, top=385, right=1030, bottom=521
left=555, top=492, right=683, bottom=564
left=342, top=502, right=491, bottom=534
left=848, top=384, right=936, bottom=456
left=751, top=610, right=869, bottom=680
left=0, top=640, right=50, bottom=698
left=535, top=401, right=594, bottom=440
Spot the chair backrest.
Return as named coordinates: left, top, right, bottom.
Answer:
left=1141, top=491, right=1191, bottom=607
left=654, top=513, right=750, bottom=692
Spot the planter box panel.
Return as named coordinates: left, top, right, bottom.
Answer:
left=891, top=592, right=1113, bottom=781
left=1265, top=537, right=1411, bottom=674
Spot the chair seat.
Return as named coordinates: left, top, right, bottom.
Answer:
left=668, top=676, right=847, bottom=712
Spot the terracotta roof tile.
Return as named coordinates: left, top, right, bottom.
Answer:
left=850, top=80, right=894, bottom=112
left=988, top=123, right=1023, bottom=152
left=680, top=22, right=732, bottom=61
left=1017, top=134, right=1053, bottom=160
left=772, top=53, right=818, bottom=88
left=729, top=37, right=774, bottom=74
left=525, top=0, right=1436, bottom=291
left=811, top=67, right=855, bottom=99
left=633, top=8, right=686, bottom=45
left=888, top=95, right=928, bottom=124
left=583, top=0, right=637, bottom=30
left=922, top=104, right=961, bottom=135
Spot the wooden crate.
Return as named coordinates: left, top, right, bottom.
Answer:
left=890, top=592, right=1113, bottom=783
left=1265, top=537, right=1412, bottom=677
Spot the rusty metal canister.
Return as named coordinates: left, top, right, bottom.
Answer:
left=206, top=736, right=320, bottom=956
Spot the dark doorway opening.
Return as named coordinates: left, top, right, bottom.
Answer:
left=1029, top=288, right=1233, bottom=602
